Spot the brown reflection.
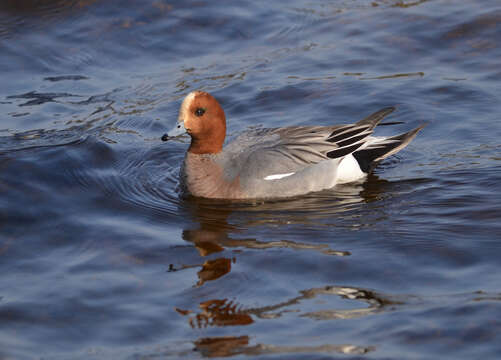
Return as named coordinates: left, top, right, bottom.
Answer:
left=196, top=258, right=232, bottom=286
left=170, top=257, right=233, bottom=286
left=177, top=284, right=401, bottom=329
left=194, top=336, right=251, bottom=358
left=193, top=335, right=374, bottom=358
left=176, top=299, right=253, bottom=329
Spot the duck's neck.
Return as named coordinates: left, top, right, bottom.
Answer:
left=188, top=126, right=225, bottom=154
left=188, top=137, right=223, bottom=154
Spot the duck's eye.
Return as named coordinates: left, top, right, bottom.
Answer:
left=194, top=108, right=206, bottom=117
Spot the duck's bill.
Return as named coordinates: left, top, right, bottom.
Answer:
left=161, top=121, right=187, bottom=141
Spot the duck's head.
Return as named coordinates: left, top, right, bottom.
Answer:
left=162, top=91, right=226, bottom=154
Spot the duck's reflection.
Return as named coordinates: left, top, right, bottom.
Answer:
left=171, top=174, right=405, bottom=288
left=176, top=298, right=253, bottom=328
left=170, top=176, right=413, bottom=357
left=176, top=284, right=400, bottom=329
left=195, top=258, right=233, bottom=286
left=175, top=174, right=395, bottom=275
left=193, top=335, right=374, bottom=358
left=175, top=284, right=394, bottom=357
left=179, top=181, right=381, bottom=254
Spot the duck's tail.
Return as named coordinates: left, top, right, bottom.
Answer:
left=350, top=106, right=425, bottom=173
left=355, top=106, right=397, bottom=130
left=353, top=124, right=426, bottom=173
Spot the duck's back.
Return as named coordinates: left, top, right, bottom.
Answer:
left=207, top=126, right=348, bottom=198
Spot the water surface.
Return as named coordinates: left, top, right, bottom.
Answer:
left=1, top=0, right=501, bottom=359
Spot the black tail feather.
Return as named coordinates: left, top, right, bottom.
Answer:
left=353, top=124, right=426, bottom=173
left=356, top=106, right=396, bottom=130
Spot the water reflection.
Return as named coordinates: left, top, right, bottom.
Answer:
left=168, top=174, right=415, bottom=292
left=176, top=299, right=253, bottom=328
left=168, top=174, right=413, bottom=358
left=175, top=285, right=393, bottom=356
left=176, top=173, right=398, bottom=256
left=177, top=284, right=399, bottom=329
left=196, top=258, right=233, bottom=286
left=193, top=335, right=374, bottom=358
left=174, top=284, right=395, bottom=357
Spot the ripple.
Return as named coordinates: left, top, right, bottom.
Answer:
left=7, top=91, right=83, bottom=107
left=0, top=0, right=98, bottom=39
left=67, top=139, right=183, bottom=219
left=2, top=0, right=501, bottom=359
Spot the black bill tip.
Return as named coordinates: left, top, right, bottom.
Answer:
left=161, top=133, right=169, bottom=141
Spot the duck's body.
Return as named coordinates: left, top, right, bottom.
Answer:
left=164, top=91, right=424, bottom=199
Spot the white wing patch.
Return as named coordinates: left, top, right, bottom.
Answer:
left=264, top=172, right=295, bottom=181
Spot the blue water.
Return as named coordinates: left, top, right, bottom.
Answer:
left=1, top=1, right=501, bottom=359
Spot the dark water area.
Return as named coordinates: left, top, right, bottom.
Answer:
left=1, top=0, right=501, bottom=359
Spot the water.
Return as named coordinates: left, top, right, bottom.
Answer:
left=1, top=0, right=501, bottom=359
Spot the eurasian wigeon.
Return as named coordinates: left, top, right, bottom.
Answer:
left=162, top=91, right=425, bottom=199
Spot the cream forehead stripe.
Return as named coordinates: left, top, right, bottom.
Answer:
left=179, top=91, right=198, bottom=121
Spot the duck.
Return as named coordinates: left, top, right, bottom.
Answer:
left=162, top=90, right=425, bottom=199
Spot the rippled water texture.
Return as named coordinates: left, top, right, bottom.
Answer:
left=1, top=1, right=501, bottom=359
